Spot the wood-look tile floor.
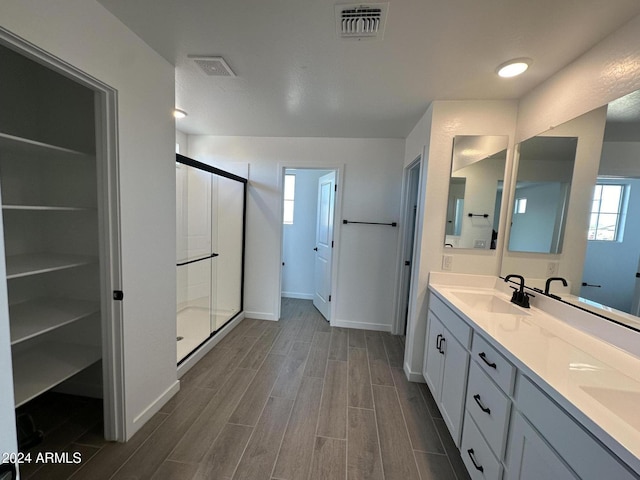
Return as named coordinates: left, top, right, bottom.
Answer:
left=20, top=298, right=471, bottom=480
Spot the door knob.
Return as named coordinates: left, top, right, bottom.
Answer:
left=313, top=247, right=318, bottom=251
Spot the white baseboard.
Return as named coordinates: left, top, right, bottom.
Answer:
left=177, top=312, right=245, bottom=378
left=331, top=319, right=392, bottom=332
left=129, top=380, right=180, bottom=440
left=282, top=292, right=314, bottom=300
left=404, top=361, right=425, bottom=383
left=245, top=311, right=278, bottom=321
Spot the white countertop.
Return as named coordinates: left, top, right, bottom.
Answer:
left=428, top=272, right=640, bottom=474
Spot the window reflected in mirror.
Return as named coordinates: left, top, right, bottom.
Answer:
left=444, top=135, right=508, bottom=249
left=588, top=183, right=625, bottom=241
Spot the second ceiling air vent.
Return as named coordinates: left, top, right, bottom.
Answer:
left=189, top=56, right=236, bottom=77
left=335, top=3, right=389, bottom=40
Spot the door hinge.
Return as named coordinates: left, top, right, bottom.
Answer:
left=334, top=184, right=337, bottom=192
left=329, top=295, right=332, bottom=302
left=331, top=241, right=334, bottom=248
left=113, top=290, right=124, bottom=301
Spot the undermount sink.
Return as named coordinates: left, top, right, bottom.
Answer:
left=452, top=291, right=531, bottom=316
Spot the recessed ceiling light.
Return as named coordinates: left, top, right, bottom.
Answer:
left=173, top=109, right=188, bottom=119
left=496, top=58, right=531, bottom=78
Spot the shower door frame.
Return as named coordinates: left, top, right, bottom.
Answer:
left=176, top=153, right=247, bottom=365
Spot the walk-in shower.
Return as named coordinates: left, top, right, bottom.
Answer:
left=175, top=154, right=246, bottom=363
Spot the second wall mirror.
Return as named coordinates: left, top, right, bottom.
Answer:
left=445, top=135, right=508, bottom=250
left=508, top=136, right=578, bottom=254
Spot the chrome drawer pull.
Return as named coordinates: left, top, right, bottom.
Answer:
left=473, top=394, right=491, bottom=414
left=478, top=352, right=497, bottom=369
left=467, top=448, right=484, bottom=472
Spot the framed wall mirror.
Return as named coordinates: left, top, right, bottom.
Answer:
left=444, top=135, right=508, bottom=250
left=507, top=136, right=577, bottom=254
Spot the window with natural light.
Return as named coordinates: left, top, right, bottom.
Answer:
left=515, top=197, right=527, bottom=214
left=283, top=174, right=296, bottom=224
left=588, top=184, right=625, bottom=241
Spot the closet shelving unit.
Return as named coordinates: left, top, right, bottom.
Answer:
left=1, top=115, right=102, bottom=407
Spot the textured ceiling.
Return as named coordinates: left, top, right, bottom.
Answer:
left=97, top=0, right=640, bottom=138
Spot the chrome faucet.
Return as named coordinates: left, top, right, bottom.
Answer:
left=544, top=277, right=568, bottom=300
left=504, top=274, right=533, bottom=308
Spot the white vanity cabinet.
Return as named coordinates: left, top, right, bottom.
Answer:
left=459, top=334, right=515, bottom=479
left=505, top=375, right=639, bottom=480
left=423, top=294, right=471, bottom=445
left=505, top=411, right=577, bottom=480
left=424, top=286, right=640, bottom=480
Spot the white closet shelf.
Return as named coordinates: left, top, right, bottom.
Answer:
left=0, top=132, right=92, bottom=159
left=6, top=253, right=97, bottom=279
left=10, top=298, right=100, bottom=345
left=2, top=205, right=95, bottom=211
left=12, top=342, right=101, bottom=407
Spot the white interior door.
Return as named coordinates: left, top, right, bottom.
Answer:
left=399, top=162, right=420, bottom=335
left=313, top=172, right=336, bottom=320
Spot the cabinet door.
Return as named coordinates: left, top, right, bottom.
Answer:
left=423, top=312, right=443, bottom=395
left=505, top=412, right=577, bottom=480
left=439, top=329, right=469, bottom=446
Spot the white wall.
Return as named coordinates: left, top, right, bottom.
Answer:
left=282, top=169, right=330, bottom=300
left=402, top=100, right=518, bottom=379
left=188, top=136, right=405, bottom=330
left=176, top=130, right=188, bottom=154
left=1, top=0, right=177, bottom=439
left=599, top=141, right=640, bottom=177
left=516, top=14, right=640, bottom=143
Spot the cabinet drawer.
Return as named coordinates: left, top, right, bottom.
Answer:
left=472, top=334, right=515, bottom=394
left=461, top=412, right=503, bottom=480
left=466, top=362, right=511, bottom=458
left=429, top=293, right=472, bottom=348
left=515, top=375, right=638, bottom=480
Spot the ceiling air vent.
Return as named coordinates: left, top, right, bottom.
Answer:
left=189, top=56, right=236, bottom=77
left=335, top=3, right=388, bottom=40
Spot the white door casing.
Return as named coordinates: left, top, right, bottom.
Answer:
left=313, top=172, right=336, bottom=320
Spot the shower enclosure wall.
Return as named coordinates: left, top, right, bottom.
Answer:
left=175, top=154, right=246, bottom=363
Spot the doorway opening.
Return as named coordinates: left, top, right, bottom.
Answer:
left=396, top=157, right=422, bottom=336
left=279, top=167, right=338, bottom=322
left=0, top=30, right=124, bottom=451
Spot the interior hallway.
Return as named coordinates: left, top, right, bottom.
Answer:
left=20, top=298, right=470, bottom=480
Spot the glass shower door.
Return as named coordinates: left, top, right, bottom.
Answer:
left=176, top=163, right=214, bottom=362
left=211, top=175, right=244, bottom=330
left=176, top=154, right=246, bottom=364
